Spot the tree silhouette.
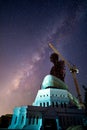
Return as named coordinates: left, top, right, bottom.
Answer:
left=0, top=114, right=12, bottom=128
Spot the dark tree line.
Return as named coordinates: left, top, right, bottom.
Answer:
left=0, top=114, right=12, bottom=128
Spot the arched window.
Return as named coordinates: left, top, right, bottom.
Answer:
left=64, top=103, right=66, bottom=108
left=14, top=116, right=17, bottom=124
left=47, top=102, right=49, bottom=107
left=29, top=116, right=31, bottom=124
left=33, top=116, right=35, bottom=124
left=56, top=102, right=58, bottom=107
left=36, top=116, right=39, bottom=124
left=40, top=103, right=42, bottom=106
left=61, top=103, right=63, bottom=108
left=52, top=102, right=54, bottom=107
left=43, top=102, right=45, bottom=107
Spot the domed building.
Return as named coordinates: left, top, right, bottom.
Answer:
left=8, top=52, right=87, bottom=130
left=8, top=74, right=86, bottom=130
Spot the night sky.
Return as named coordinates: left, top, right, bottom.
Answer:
left=0, top=0, right=87, bottom=116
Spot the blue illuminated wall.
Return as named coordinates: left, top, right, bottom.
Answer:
left=8, top=75, right=86, bottom=129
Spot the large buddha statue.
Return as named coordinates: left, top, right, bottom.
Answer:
left=50, top=53, right=65, bottom=82
left=41, top=53, right=68, bottom=90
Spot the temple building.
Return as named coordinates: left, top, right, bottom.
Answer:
left=8, top=53, right=87, bottom=130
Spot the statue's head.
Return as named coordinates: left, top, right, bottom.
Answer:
left=50, top=53, right=59, bottom=63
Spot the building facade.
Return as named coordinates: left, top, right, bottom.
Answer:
left=8, top=75, right=86, bottom=130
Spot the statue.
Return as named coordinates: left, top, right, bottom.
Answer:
left=50, top=53, right=65, bottom=82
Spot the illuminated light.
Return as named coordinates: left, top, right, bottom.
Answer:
left=76, top=69, right=79, bottom=73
